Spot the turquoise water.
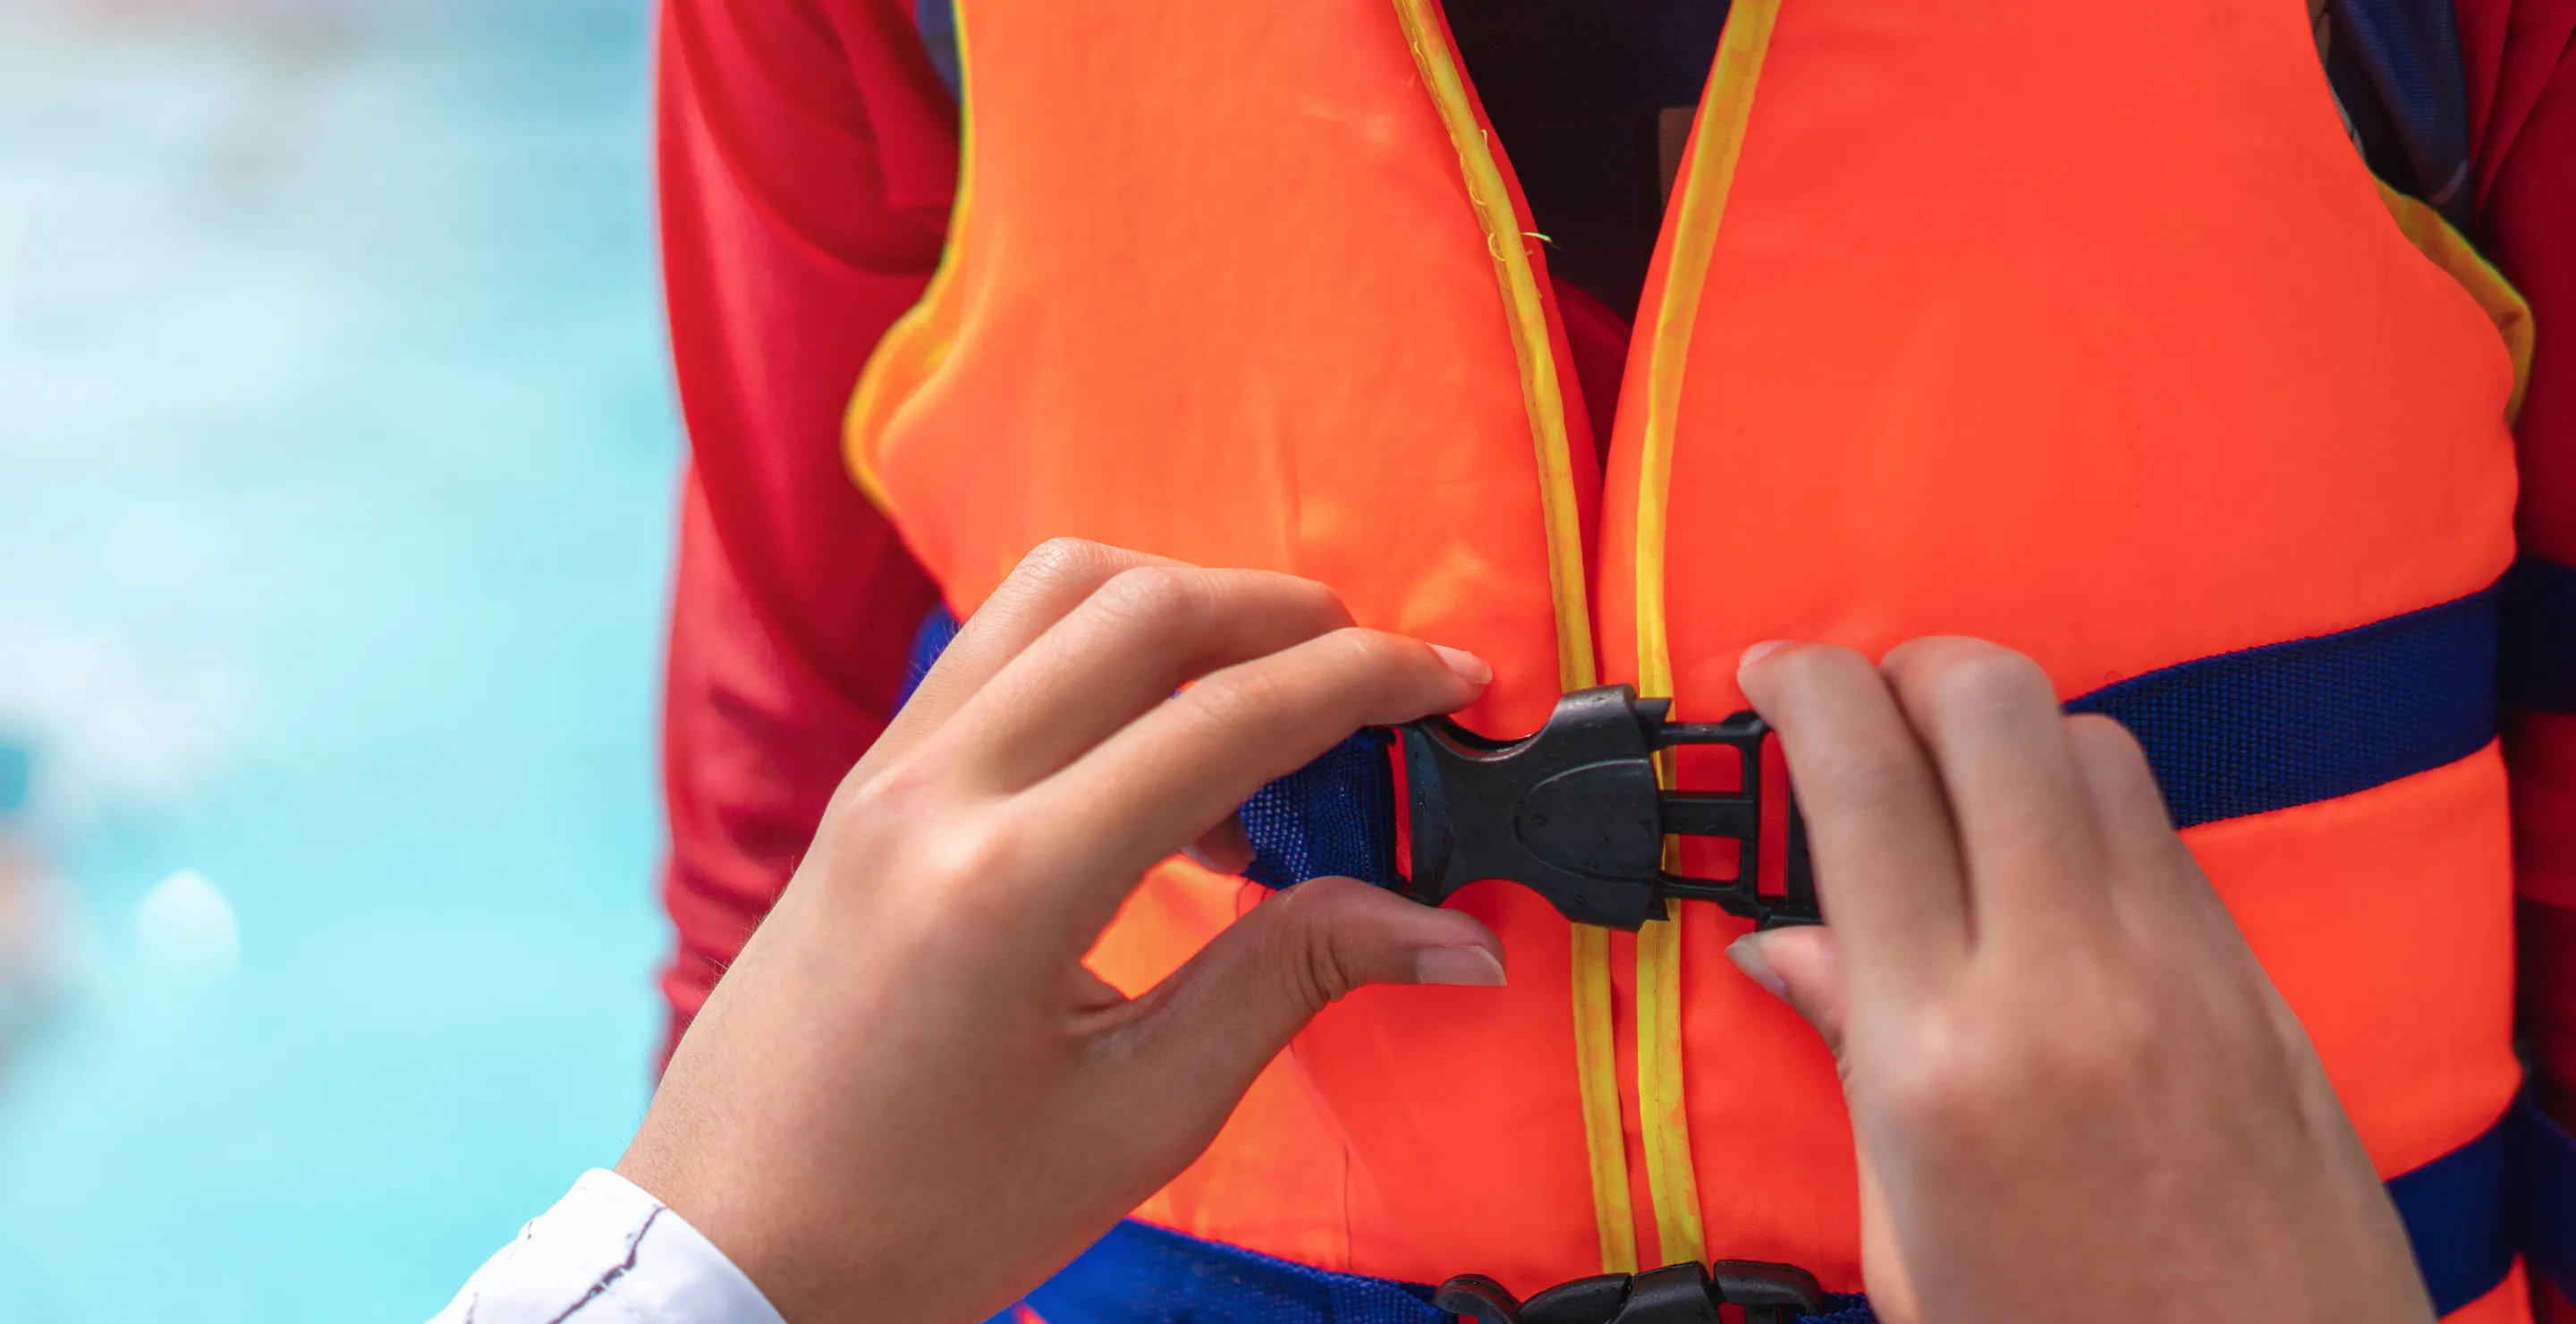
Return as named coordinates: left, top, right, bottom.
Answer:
left=0, top=3, right=677, bottom=1319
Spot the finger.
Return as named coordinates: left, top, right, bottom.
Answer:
left=1728, top=924, right=1921, bottom=1323
left=1182, top=815, right=1256, bottom=876
left=886, top=539, right=1174, bottom=751
left=2061, top=715, right=2193, bottom=903
left=2063, top=715, right=2263, bottom=973
left=1726, top=927, right=1846, bottom=1055
left=1739, top=642, right=1970, bottom=996
left=1878, top=638, right=2114, bottom=946
left=1021, top=627, right=1486, bottom=934
left=1097, top=878, right=1504, bottom=1133
left=943, top=564, right=1360, bottom=790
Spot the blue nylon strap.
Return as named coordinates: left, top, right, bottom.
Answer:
left=2063, top=588, right=2500, bottom=828
left=992, top=1219, right=1876, bottom=1324
left=996, top=1108, right=2513, bottom=1324
left=2518, top=1097, right=2576, bottom=1296
left=2505, top=556, right=2576, bottom=715
left=1239, top=729, right=1402, bottom=889
left=2393, top=1107, right=2518, bottom=1314
left=907, top=586, right=2504, bottom=891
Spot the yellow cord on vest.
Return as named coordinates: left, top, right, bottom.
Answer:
left=1631, top=0, right=1784, bottom=1269
left=1388, top=0, right=1631, bottom=1276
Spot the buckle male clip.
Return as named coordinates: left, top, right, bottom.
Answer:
left=1392, top=684, right=1818, bottom=931
left=1436, top=1260, right=1827, bottom=1324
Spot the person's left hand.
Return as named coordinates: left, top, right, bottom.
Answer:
left=616, top=539, right=1507, bottom=1324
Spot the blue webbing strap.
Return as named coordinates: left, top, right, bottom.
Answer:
left=2518, top=1097, right=2576, bottom=1298
left=2394, top=1106, right=2518, bottom=1314
left=996, top=1103, right=2514, bottom=1324
left=2061, top=587, right=2500, bottom=828
left=996, top=1219, right=1877, bottom=1324
left=2505, top=556, right=2576, bottom=715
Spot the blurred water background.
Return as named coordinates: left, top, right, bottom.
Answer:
left=0, top=0, right=677, bottom=1318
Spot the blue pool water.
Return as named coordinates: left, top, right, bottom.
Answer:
left=0, top=3, right=678, bottom=1319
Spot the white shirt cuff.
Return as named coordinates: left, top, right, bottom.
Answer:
left=428, top=1168, right=788, bottom=1324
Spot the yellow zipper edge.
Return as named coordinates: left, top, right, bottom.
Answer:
left=1631, top=0, right=1786, bottom=1269
left=1387, top=0, right=1629, bottom=1275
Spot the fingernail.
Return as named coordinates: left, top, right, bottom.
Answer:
left=1725, top=933, right=1788, bottom=1002
left=1737, top=641, right=1790, bottom=675
left=1429, top=645, right=1494, bottom=687
left=1414, top=945, right=1508, bottom=987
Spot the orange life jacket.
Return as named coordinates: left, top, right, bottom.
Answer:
left=847, top=0, right=2535, bottom=1315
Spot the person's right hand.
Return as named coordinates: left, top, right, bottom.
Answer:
left=1725, top=639, right=2434, bottom=1324
left=617, top=539, right=1504, bottom=1324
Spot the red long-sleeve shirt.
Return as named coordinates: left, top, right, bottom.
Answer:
left=650, top=0, right=2576, bottom=1298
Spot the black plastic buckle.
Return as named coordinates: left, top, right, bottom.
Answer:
left=1436, top=1260, right=1826, bottom=1324
left=1393, top=684, right=1818, bottom=931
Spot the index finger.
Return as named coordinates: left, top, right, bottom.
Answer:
left=1738, top=642, right=1970, bottom=998
left=883, top=539, right=1179, bottom=754
left=1017, top=626, right=1487, bottom=939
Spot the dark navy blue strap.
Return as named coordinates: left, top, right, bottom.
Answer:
left=2505, top=556, right=2576, bottom=715
left=2394, top=1106, right=2517, bottom=1314
left=2063, top=588, right=2500, bottom=828
left=992, top=1219, right=1874, bottom=1324
left=904, top=587, right=2504, bottom=888
left=996, top=1110, right=2515, bottom=1324
left=2517, top=1096, right=2576, bottom=1296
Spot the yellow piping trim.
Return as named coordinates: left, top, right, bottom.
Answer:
left=1388, top=0, right=1625, bottom=1275
left=1630, top=0, right=1784, bottom=1269
left=1567, top=924, right=1633, bottom=1274
left=2374, top=182, right=2535, bottom=427
left=842, top=0, right=978, bottom=515
left=1388, top=0, right=1596, bottom=692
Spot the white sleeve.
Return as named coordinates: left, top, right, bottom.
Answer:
left=428, top=1169, right=790, bottom=1324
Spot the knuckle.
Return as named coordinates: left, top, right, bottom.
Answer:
left=917, top=819, right=1029, bottom=908
left=1095, top=564, right=1201, bottom=625
left=1291, top=577, right=1357, bottom=630
left=1925, top=644, right=2054, bottom=717
left=1179, top=663, right=1288, bottom=730
left=1270, top=887, right=1363, bottom=1011
left=1327, top=625, right=1411, bottom=672
left=1767, top=642, right=1871, bottom=699
left=1013, top=535, right=1105, bottom=582
left=1806, top=743, right=1926, bottom=816
left=1875, top=1013, right=1999, bottom=1128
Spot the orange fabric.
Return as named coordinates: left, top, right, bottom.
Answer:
left=2461, top=1264, right=2538, bottom=1324
left=1597, top=0, right=2521, bottom=1287
left=1089, top=860, right=1358, bottom=1270
left=853, top=0, right=1608, bottom=1289
left=848, top=0, right=2523, bottom=1299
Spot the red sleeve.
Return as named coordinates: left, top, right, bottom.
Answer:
left=653, top=0, right=957, bottom=1059
left=2464, top=0, right=2576, bottom=1311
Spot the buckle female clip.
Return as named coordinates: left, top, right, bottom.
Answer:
left=1391, top=685, right=1819, bottom=930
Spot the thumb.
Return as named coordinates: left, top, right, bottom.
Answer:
left=1120, top=878, right=1504, bottom=1099
left=1726, top=927, right=1847, bottom=1054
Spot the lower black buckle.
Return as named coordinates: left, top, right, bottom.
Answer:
left=1436, top=1260, right=1826, bottom=1324
left=1393, top=685, right=1819, bottom=930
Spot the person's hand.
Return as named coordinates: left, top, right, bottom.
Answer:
left=1725, top=639, right=2433, bottom=1324
left=615, top=539, right=1506, bottom=1324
